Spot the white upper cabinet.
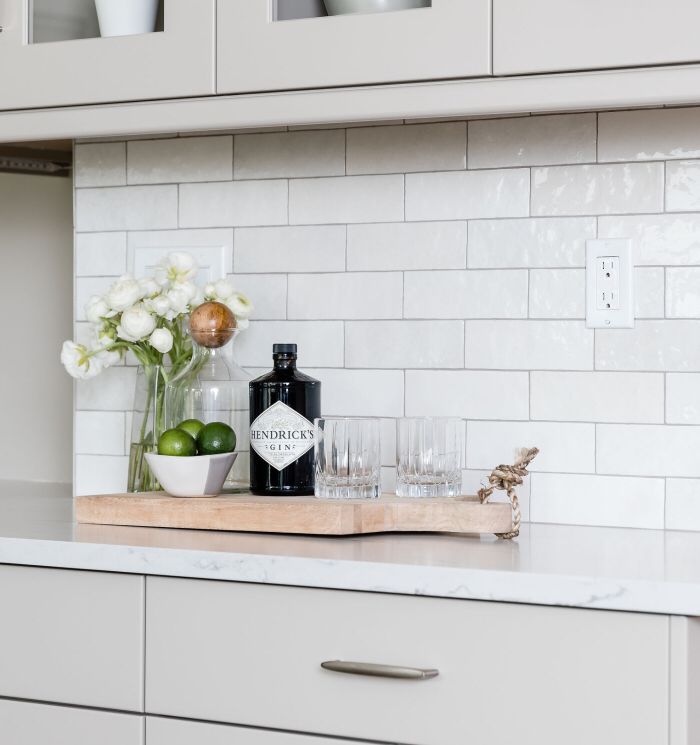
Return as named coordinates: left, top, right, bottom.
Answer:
left=0, top=0, right=215, bottom=110
left=494, top=0, right=700, bottom=76
left=216, top=0, right=491, bottom=94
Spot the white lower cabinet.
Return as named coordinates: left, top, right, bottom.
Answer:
left=145, top=577, right=669, bottom=745
left=0, top=699, right=144, bottom=745
left=0, top=565, right=144, bottom=711
left=147, top=716, right=361, bottom=744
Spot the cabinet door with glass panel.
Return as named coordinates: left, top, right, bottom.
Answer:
left=0, top=0, right=215, bottom=110
left=217, top=0, right=491, bottom=94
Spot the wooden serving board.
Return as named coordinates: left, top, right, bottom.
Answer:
left=75, top=492, right=513, bottom=536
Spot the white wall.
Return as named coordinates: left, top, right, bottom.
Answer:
left=0, top=172, right=73, bottom=484
left=73, top=107, right=700, bottom=530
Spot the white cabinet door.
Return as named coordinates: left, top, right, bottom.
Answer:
left=147, top=717, right=351, bottom=744
left=0, top=0, right=215, bottom=110
left=146, top=577, right=669, bottom=745
left=0, top=700, right=143, bottom=745
left=217, top=0, right=491, bottom=94
left=0, top=565, right=144, bottom=711
left=494, top=0, right=700, bottom=76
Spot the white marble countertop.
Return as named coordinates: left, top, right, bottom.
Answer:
left=1, top=482, right=700, bottom=616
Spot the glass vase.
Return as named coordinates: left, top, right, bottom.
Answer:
left=165, top=331, right=251, bottom=492
left=127, top=364, right=167, bottom=493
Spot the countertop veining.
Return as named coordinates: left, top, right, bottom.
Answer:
left=2, top=482, right=700, bottom=615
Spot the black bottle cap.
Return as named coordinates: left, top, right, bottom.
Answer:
left=273, top=343, right=297, bottom=355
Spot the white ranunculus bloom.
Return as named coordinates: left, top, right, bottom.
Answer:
left=60, top=341, right=103, bottom=380
left=156, top=251, right=198, bottom=286
left=149, top=327, right=174, bottom=354
left=226, top=291, right=253, bottom=320
left=204, top=282, right=216, bottom=299
left=145, top=294, right=172, bottom=318
left=96, top=346, right=121, bottom=367
left=214, top=278, right=234, bottom=300
left=105, top=275, right=142, bottom=312
left=139, top=277, right=160, bottom=299
left=117, top=304, right=157, bottom=342
left=85, top=295, right=109, bottom=325
left=166, top=287, right=190, bottom=318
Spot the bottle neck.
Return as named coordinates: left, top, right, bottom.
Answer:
left=273, top=355, right=297, bottom=371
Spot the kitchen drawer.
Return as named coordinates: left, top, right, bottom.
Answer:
left=0, top=565, right=144, bottom=711
left=0, top=699, right=143, bottom=745
left=147, top=716, right=361, bottom=744
left=146, top=578, right=668, bottom=745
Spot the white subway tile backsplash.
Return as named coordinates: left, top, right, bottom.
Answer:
left=406, top=371, right=529, bottom=420
left=231, top=274, right=287, bottom=319
left=346, top=122, right=466, bottom=174
left=531, top=372, right=664, bottom=423
left=466, top=321, right=593, bottom=370
left=468, top=217, right=595, bottom=268
left=467, top=421, right=595, bottom=473
left=468, top=114, right=596, bottom=168
left=667, top=160, right=700, bottom=212
left=532, top=163, right=664, bottom=216
left=127, top=136, right=233, bottom=184
left=597, top=424, right=700, bottom=477
left=76, top=185, right=178, bottom=231
left=405, top=169, right=529, bottom=221
left=347, top=222, right=467, bottom=271
left=599, top=213, right=700, bottom=265
left=235, top=226, right=346, bottom=273
left=288, top=272, right=402, bottom=319
left=529, top=269, right=584, bottom=319
left=598, top=107, right=700, bottom=162
left=346, top=321, right=464, bottom=368
left=404, top=270, right=528, bottom=319
left=180, top=180, right=288, bottom=228
left=74, top=455, right=128, bottom=496
left=75, top=412, right=125, bottom=456
left=75, top=276, right=116, bottom=321
left=666, top=479, right=700, bottom=531
left=635, top=267, right=665, bottom=319
left=530, top=473, right=665, bottom=529
left=75, top=232, right=127, bottom=276
left=290, top=175, right=404, bottom=224
left=236, top=321, right=344, bottom=368
left=666, top=374, right=700, bottom=424
left=234, top=130, right=345, bottom=179
left=310, top=369, right=404, bottom=417
left=596, top=321, right=700, bottom=371
left=74, top=142, right=126, bottom=187
left=76, top=367, right=138, bottom=411
left=666, top=267, right=700, bottom=317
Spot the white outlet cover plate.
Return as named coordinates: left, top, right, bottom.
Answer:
left=585, top=238, right=634, bottom=328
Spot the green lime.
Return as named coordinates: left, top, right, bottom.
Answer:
left=158, top=428, right=197, bottom=457
left=177, top=418, right=204, bottom=440
left=197, top=421, right=236, bottom=455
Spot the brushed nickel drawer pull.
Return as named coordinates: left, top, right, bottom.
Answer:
left=321, top=660, right=439, bottom=680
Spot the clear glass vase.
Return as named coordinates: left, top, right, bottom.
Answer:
left=127, top=364, right=168, bottom=493
left=165, top=332, right=251, bottom=492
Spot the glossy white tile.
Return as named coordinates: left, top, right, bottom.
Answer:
left=309, top=369, right=404, bottom=417
left=666, top=267, right=700, bottom=317
left=529, top=269, right=584, bottom=319
left=666, top=478, right=700, bottom=531
left=635, top=267, right=665, bottom=319
left=76, top=367, right=138, bottom=411
left=667, top=160, right=700, bottom=212
left=74, top=142, right=126, bottom=188
left=75, top=233, right=127, bottom=277
left=128, top=136, right=233, bottom=184
left=75, top=412, right=125, bottom=456
left=76, top=185, right=178, bottom=231
left=74, top=455, right=128, bottom=496
left=666, top=374, right=700, bottom=424
left=230, top=274, right=287, bottom=319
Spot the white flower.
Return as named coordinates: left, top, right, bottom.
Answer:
left=96, top=346, right=121, bottom=367
left=236, top=318, right=250, bottom=330
left=139, top=277, right=160, bottom=298
left=214, top=279, right=234, bottom=300
left=105, top=275, right=142, bottom=312
left=166, top=287, right=191, bottom=319
left=226, top=291, right=253, bottom=320
left=117, top=304, right=157, bottom=342
left=149, top=328, right=174, bottom=354
left=60, top=341, right=103, bottom=380
left=85, top=295, right=109, bottom=325
left=155, top=251, right=198, bottom=286
left=204, top=282, right=216, bottom=299
left=145, top=294, right=171, bottom=317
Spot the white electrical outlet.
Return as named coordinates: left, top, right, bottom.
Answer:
left=586, top=239, right=634, bottom=328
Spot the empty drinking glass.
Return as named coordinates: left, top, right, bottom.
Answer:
left=396, top=417, right=465, bottom=497
left=314, top=418, right=381, bottom=499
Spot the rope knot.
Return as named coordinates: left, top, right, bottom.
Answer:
left=478, top=447, right=539, bottom=539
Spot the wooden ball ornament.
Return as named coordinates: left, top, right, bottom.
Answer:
left=189, top=301, right=236, bottom=348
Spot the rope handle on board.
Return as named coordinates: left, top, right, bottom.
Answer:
left=477, top=447, right=539, bottom=540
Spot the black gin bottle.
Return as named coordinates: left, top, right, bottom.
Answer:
left=249, top=344, right=321, bottom=496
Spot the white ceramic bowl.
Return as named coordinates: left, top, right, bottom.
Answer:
left=145, top=452, right=238, bottom=498
left=324, top=0, right=429, bottom=15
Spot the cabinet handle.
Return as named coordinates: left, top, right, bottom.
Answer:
left=321, top=660, right=439, bottom=680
